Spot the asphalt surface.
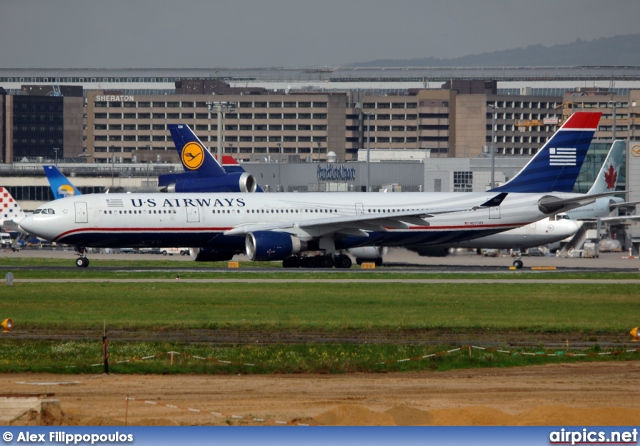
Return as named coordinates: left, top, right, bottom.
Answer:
left=2, top=246, right=640, bottom=274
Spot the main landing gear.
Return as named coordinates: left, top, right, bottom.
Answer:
left=75, top=246, right=90, bottom=268
left=282, top=254, right=352, bottom=269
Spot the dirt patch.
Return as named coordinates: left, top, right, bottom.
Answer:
left=1, top=361, right=638, bottom=426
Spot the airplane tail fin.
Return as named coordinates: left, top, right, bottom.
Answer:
left=168, top=124, right=227, bottom=177
left=490, top=112, right=602, bottom=193
left=0, top=186, right=27, bottom=228
left=43, top=165, right=82, bottom=199
left=586, top=140, right=625, bottom=195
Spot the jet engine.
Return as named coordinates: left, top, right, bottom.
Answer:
left=349, top=246, right=387, bottom=265
left=245, top=231, right=302, bottom=261
left=189, top=247, right=236, bottom=262
left=162, top=172, right=258, bottom=193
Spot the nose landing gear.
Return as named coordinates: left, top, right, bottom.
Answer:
left=75, top=246, right=90, bottom=268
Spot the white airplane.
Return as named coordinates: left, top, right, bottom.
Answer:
left=564, top=140, right=633, bottom=222
left=378, top=139, right=628, bottom=267
left=19, top=112, right=610, bottom=268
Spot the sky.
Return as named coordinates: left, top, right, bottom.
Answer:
left=2, top=0, right=639, bottom=68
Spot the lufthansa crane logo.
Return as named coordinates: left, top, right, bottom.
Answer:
left=631, top=144, right=640, bottom=158
left=181, top=142, right=205, bottom=170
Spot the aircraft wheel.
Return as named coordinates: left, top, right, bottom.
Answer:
left=306, top=257, right=319, bottom=269
left=282, top=256, right=300, bottom=268
left=75, top=257, right=89, bottom=268
left=374, top=258, right=383, bottom=266
left=513, top=259, right=524, bottom=269
left=334, top=254, right=352, bottom=269
left=321, top=256, right=334, bottom=268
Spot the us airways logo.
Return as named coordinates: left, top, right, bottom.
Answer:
left=130, top=197, right=246, bottom=208
left=549, top=147, right=576, bottom=166
left=181, top=141, right=205, bottom=170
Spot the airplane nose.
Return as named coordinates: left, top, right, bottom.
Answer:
left=563, top=220, right=580, bottom=237
left=19, top=215, right=36, bottom=234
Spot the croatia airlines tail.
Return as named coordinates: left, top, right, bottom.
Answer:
left=159, top=124, right=261, bottom=193
left=0, top=187, right=27, bottom=231
left=43, top=165, right=81, bottom=199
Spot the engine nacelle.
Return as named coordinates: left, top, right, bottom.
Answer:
left=189, top=247, right=236, bottom=262
left=162, top=172, right=258, bottom=193
left=245, top=231, right=302, bottom=261
left=348, top=246, right=387, bottom=259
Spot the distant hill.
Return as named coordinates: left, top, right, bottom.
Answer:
left=352, top=34, right=640, bottom=67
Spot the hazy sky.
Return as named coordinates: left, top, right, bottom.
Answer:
left=3, top=0, right=639, bottom=68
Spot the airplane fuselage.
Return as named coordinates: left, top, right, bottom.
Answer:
left=21, top=191, right=586, bottom=253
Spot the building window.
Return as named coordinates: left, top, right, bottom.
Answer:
left=453, top=171, right=473, bottom=192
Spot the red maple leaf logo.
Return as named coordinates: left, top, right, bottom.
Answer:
left=604, top=164, right=617, bottom=189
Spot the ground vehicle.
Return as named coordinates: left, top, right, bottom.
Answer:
left=526, top=247, right=545, bottom=257
left=160, top=247, right=188, bottom=256
left=1, top=232, right=13, bottom=248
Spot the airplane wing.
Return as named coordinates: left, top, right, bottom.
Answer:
left=610, top=200, right=640, bottom=208
left=576, top=215, right=640, bottom=224
left=538, top=191, right=624, bottom=214
left=224, top=193, right=508, bottom=238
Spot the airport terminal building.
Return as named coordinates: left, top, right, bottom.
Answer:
left=2, top=67, right=640, bottom=251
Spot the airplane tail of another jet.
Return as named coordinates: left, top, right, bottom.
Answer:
left=490, top=111, right=602, bottom=193
left=0, top=186, right=27, bottom=231
left=43, top=165, right=82, bottom=199
left=586, top=140, right=625, bottom=195
left=168, top=124, right=227, bottom=177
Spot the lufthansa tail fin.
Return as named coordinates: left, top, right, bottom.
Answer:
left=43, top=165, right=82, bottom=199
left=168, top=124, right=227, bottom=178
left=490, top=112, right=602, bottom=193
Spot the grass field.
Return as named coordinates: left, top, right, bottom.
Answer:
left=2, top=281, right=640, bottom=332
left=1, top=260, right=639, bottom=374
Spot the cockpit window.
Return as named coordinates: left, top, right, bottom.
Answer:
left=32, top=208, right=55, bottom=215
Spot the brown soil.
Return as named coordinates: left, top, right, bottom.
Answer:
left=3, top=361, right=639, bottom=426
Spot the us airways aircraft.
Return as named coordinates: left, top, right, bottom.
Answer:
left=20, top=112, right=607, bottom=268
left=158, top=124, right=260, bottom=193
left=402, top=138, right=628, bottom=266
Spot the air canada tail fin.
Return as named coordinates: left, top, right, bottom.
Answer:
left=168, top=124, right=227, bottom=177
left=43, top=165, right=82, bottom=199
left=586, top=140, right=624, bottom=195
left=490, top=111, right=602, bottom=193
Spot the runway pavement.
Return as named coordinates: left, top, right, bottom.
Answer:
left=2, top=246, right=640, bottom=273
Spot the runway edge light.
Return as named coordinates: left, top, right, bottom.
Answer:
left=630, top=327, right=639, bottom=342
left=1, top=318, right=13, bottom=332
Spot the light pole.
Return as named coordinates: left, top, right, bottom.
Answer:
left=487, top=104, right=499, bottom=189
left=609, top=100, right=617, bottom=140
left=207, top=101, right=236, bottom=163
left=364, top=112, right=372, bottom=192
left=277, top=142, right=282, bottom=192
left=53, top=148, right=59, bottom=166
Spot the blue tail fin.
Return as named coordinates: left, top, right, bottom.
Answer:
left=490, top=112, right=602, bottom=193
left=43, top=165, right=82, bottom=199
left=168, top=124, right=226, bottom=178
